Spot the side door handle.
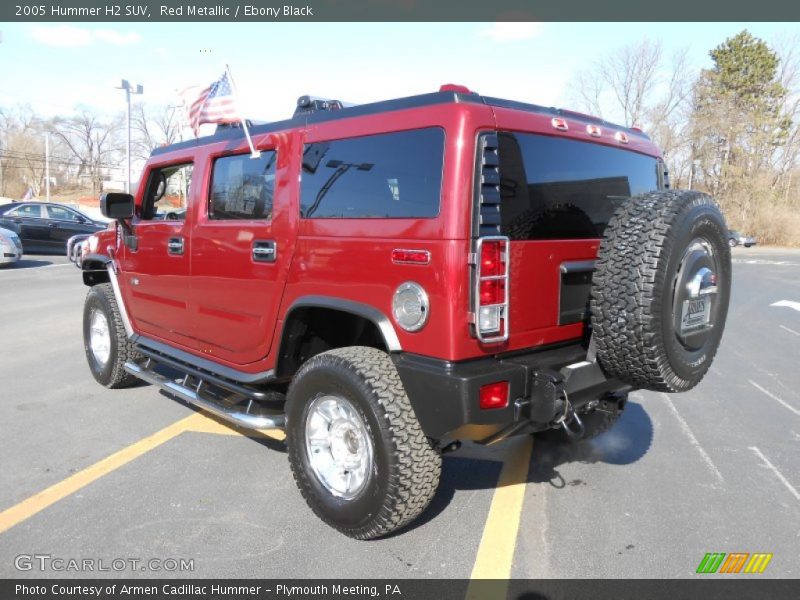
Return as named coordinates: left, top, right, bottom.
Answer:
left=167, top=237, right=184, bottom=255
left=253, top=240, right=276, bottom=262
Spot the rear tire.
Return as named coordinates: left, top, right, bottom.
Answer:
left=591, top=190, right=731, bottom=393
left=286, top=346, right=441, bottom=540
left=83, top=283, right=142, bottom=388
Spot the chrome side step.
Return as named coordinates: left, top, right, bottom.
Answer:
left=123, top=361, right=285, bottom=430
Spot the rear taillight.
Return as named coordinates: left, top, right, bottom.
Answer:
left=471, top=236, right=509, bottom=343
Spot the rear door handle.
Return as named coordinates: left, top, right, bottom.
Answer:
left=167, top=237, right=184, bottom=255
left=253, top=240, right=276, bottom=262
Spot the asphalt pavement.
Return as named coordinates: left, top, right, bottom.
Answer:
left=0, top=246, right=797, bottom=579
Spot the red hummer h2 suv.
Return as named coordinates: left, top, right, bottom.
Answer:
left=71, top=85, right=731, bottom=539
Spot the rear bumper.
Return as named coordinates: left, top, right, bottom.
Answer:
left=393, top=343, right=630, bottom=441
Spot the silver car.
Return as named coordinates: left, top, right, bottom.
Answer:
left=728, top=230, right=757, bottom=248
left=0, top=226, right=23, bottom=266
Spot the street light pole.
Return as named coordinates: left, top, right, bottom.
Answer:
left=116, top=79, right=144, bottom=194
left=44, top=133, right=50, bottom=202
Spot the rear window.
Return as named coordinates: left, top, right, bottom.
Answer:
left=496, top=132, right=661, bottom=240
left=300, top=128, right=444, bottom=219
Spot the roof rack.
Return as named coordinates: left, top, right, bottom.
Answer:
left=152, top=86, right=650, bottom=157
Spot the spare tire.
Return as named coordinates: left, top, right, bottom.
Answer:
left=591, top=190, right=731, bottom=393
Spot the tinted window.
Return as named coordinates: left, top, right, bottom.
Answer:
left=210, top=151, right=276, bottom=220
left=10, top=205, right=43, bottom=219
left=497, top=132, right=660, bottom=240
left=300, top=128, right=444, bottom=219
left=47, top=206, right=82, bottom=222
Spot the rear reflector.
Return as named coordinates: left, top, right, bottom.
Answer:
left=392, top=249, right=431, bottom=265
left=480, top=381, right=509, bottom=410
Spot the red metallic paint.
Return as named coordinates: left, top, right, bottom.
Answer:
left=92, top=98, right=662, bottom=375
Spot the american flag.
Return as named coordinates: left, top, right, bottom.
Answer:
left=183, top=72, right=239, bottom=135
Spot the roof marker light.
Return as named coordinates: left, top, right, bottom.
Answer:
left=551, top=117, right=568, bottom=132
left=439, top=84, right=472, bottom=94
left=586, top=124, right=602, bottom=137
left=615, top=131, right=629, bottom=144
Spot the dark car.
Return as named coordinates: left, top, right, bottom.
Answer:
left=0, top=202, right=107, bottom=252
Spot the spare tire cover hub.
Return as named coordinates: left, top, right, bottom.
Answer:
left=672, top=238, right=718, bottom=350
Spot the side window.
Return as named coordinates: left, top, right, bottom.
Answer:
left=10, top=205, right=42, bottom=219
left=300, top=128, right=444, bottom=219
left=209, top=151, right=276, bottom=220
left=140, top=163, right=193, bottom=221
left=47, top=206, right=82, bottom=222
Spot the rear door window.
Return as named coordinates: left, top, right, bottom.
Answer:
left=300, top=128, right=444, bottom=219
left=497, top=132, right=661, bottom=239
left=46, top=206, right=82, bottom=222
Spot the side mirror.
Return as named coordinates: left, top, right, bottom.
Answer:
left=100, top=192, right=134, bottom=220
left=100, top=192, right=137, bottom=251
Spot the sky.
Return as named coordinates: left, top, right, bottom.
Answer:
left=1, top=21, right=798, bottom=127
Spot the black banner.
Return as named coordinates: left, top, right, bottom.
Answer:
left=3, top=579, right=800, bottom=600
left=3, top=0, right=800, bottom=22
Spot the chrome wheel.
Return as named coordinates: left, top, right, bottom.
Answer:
left=89, top=309, right=111, bottom=366
left=304, top=394, right=373, bottom=499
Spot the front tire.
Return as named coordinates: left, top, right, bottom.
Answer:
left=83, top=283, right=142, bottom=388
left=286, top=346, right=441, bottom=540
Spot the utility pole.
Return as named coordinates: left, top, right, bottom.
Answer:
left=116, top=79, right=144, bottom=193
left=45, top=133, right=50, bottom=202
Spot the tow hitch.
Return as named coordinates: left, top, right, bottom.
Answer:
left=552, top=393, right=585, bottom=440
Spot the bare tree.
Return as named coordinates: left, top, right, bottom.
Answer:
left=131, top=103, right=184, bottom=162
left=567, top=39, right=694, bottom=186
left=50, top=108, right=123, bottom=195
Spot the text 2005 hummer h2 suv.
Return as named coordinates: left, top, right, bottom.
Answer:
left=71, top=85, right=731, bottom=539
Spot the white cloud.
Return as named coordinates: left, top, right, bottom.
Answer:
left=30, top=25, right=141, bottom=48
left=479, top=22, right=542, bottom=43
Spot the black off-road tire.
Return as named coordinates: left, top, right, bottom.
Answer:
left=591, top=190, right=731, bottom=393
left=83, top=282, right=142, bottom=388
left=286, top=346, right=442, bottom=540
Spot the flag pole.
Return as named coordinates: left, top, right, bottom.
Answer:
left=225, top=64, right=260, bottom=159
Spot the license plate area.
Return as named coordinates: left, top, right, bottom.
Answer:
left=680, top=297, right=711, bottom=332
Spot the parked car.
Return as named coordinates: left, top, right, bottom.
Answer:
left=73, top=85, right=731, bottom=539
left=728, top=230, right=757, bottom=247
left=0, top=226, right=23, bottom=267
left=0, top=202, right=107, bottom=252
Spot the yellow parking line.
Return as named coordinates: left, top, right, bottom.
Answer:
left=0, top=413, right=203, bottom=536
left=467, top=436, right=533, bottom=596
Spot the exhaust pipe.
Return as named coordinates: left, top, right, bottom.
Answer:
left=124, top=361, right=285, bottom=430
